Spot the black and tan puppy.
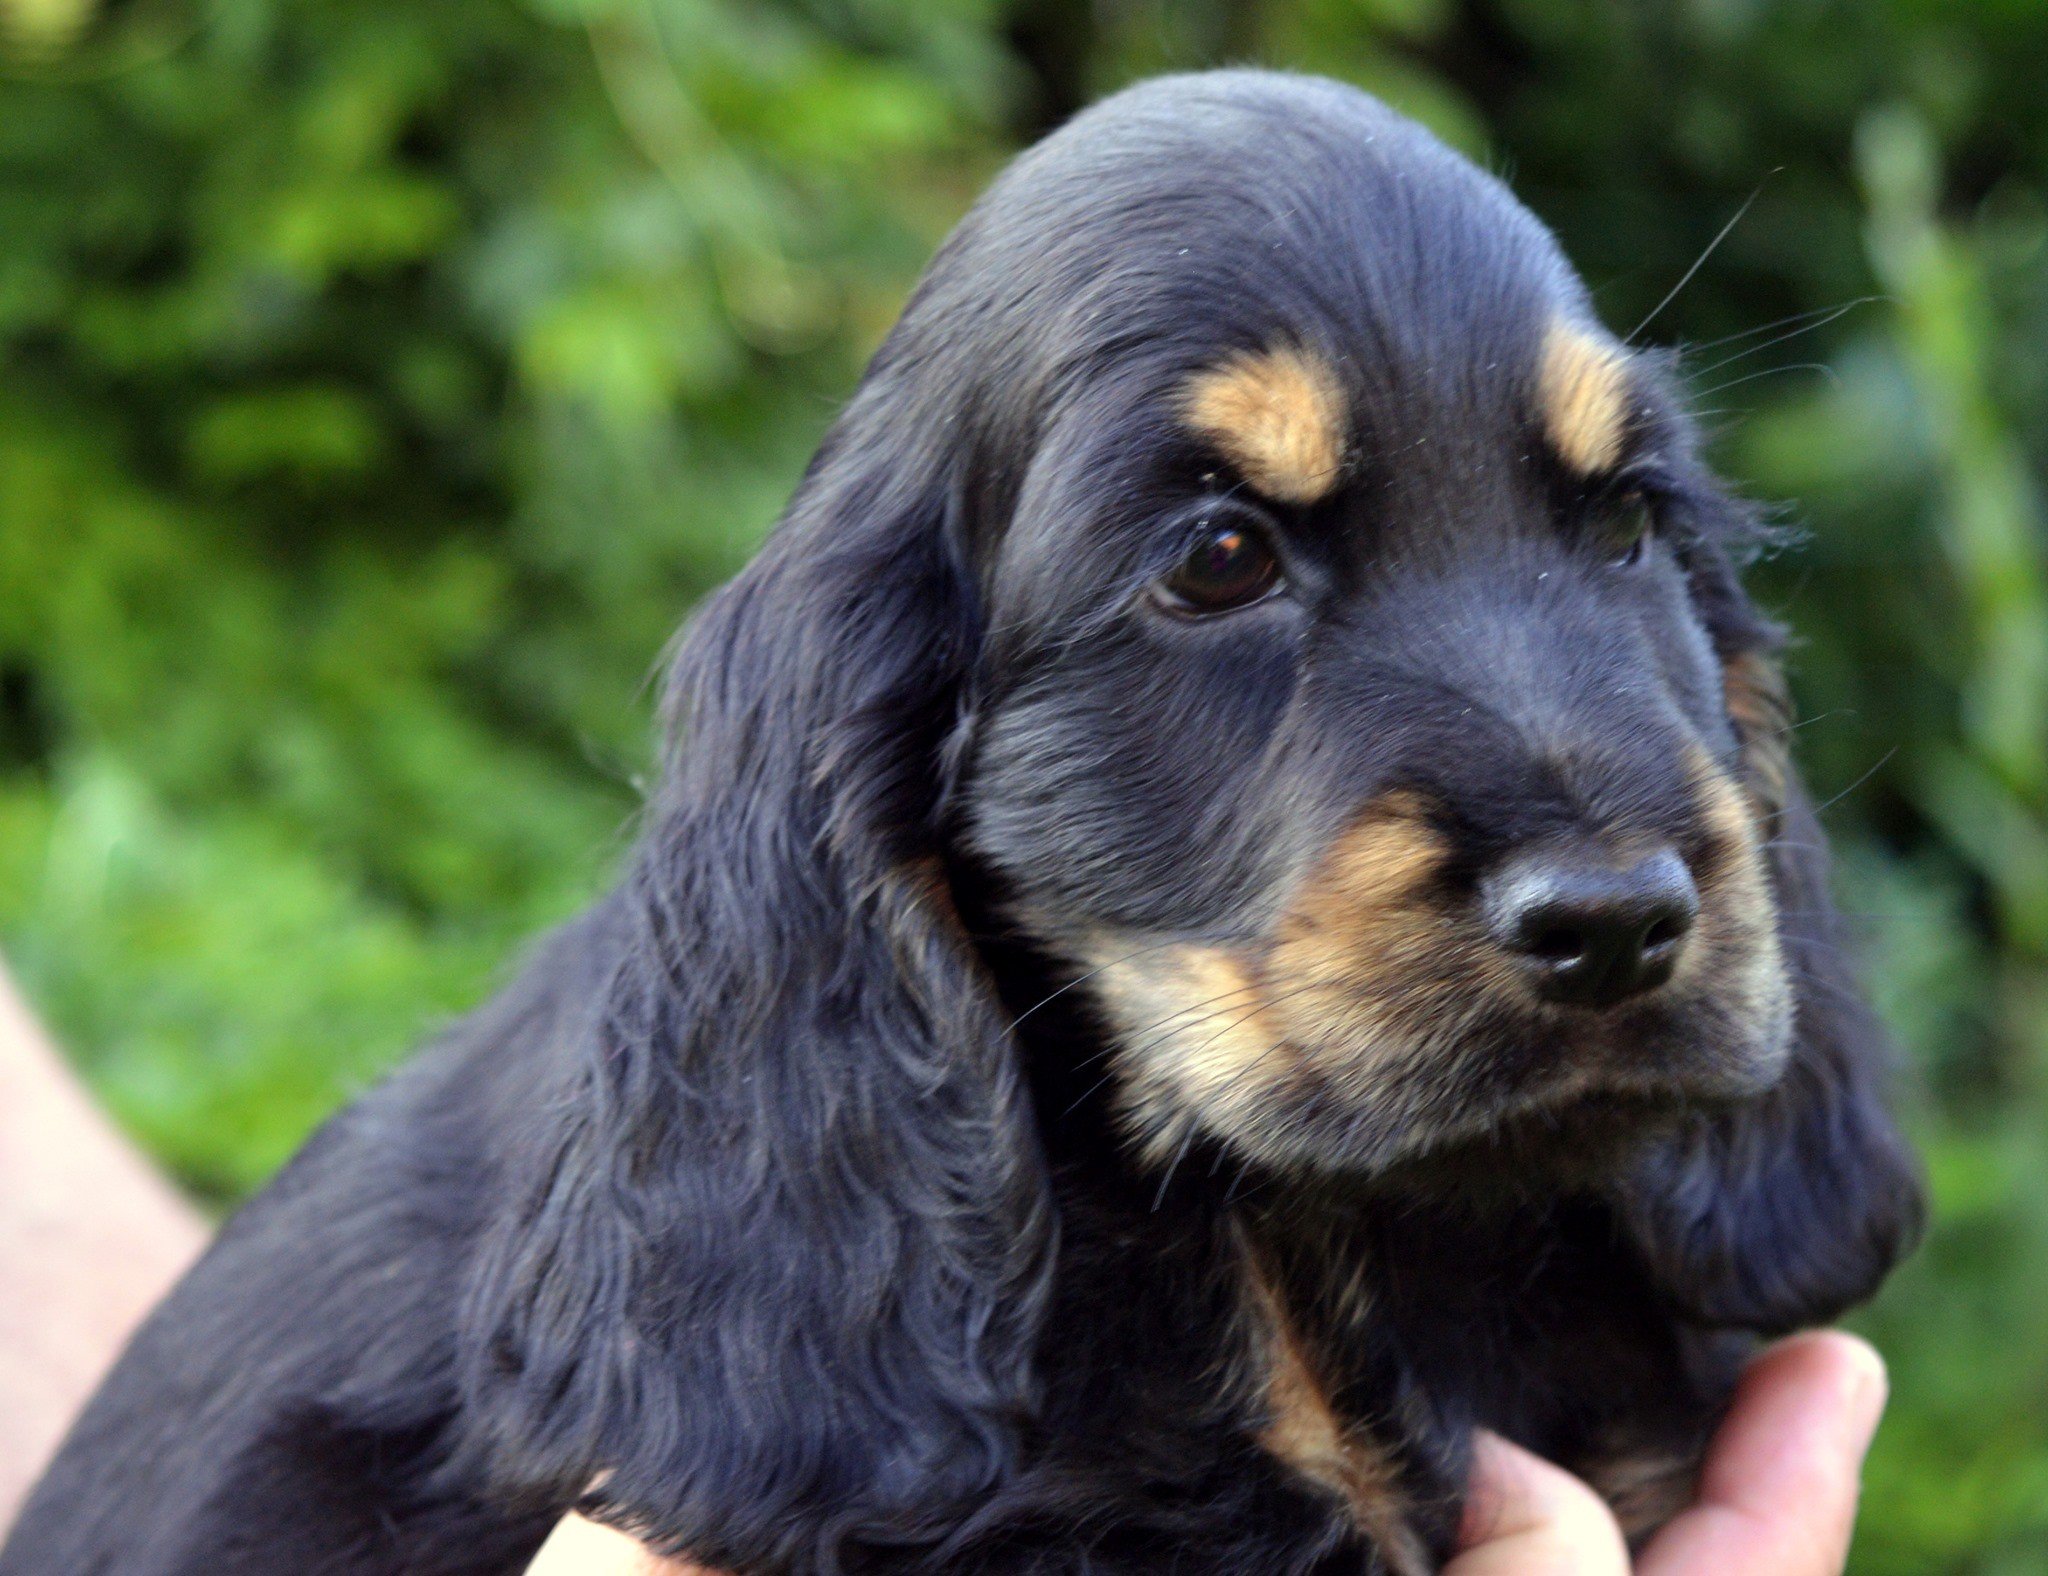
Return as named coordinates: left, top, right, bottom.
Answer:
left=2, top=70, right=1920, bottom=1576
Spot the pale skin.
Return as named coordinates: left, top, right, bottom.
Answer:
left=0, top=963, right=206, bottom=1529
left=0, top=963, right=1885, bottom=1571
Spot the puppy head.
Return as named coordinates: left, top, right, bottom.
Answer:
left=936, top=73, right=1793, bottom=1180
left=466, top=75, right=1916, bottom=1565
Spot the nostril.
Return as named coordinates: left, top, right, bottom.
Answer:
left=1521, top=921, right=1588, bottom=965
left=1641, top=913, right=1687, bottom=955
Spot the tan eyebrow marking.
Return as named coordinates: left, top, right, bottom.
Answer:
left=1180, top=346, right=1348, bottom=504
left=1537, top=320, right=1634, bottom=475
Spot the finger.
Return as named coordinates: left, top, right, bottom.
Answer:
left=522, top=1513, right=712, bottom=1576
left=1639, top=1331, right=1888, bottom=1576
left=1447, top=1429, right=1630, bottom=1576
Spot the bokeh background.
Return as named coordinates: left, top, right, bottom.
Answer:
left=1, top=0, right=2044, bottom=1568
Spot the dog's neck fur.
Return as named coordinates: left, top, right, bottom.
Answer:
left=988, top=920, right=1733, bottom=1561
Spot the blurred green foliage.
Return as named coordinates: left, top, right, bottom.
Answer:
left=1, top=0, right=2044, bottom=1567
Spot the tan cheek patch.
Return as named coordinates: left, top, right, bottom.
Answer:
left=1280, top=797, right=1445, bottom=929
left=1180, top=346, right=1348, bottom=504
left=1680, top=748, right=1790, bottom=1046
left=1720, top=650, right=1793, bottom=823
left=1262, top=798, right=1472, bottom=1054
left=1694, top=757, right=1776, bottom=928
left=1089, top=943, right=1288, bottom=1142
left=1537, top=321, right=1633, bottom=476
left=1690, top=746, right=1770, bottom=875
left=1085, top=797, right=1472, bottom=1164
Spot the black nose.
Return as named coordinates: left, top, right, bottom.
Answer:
left=1484, top=845, right=1698, bottom=1008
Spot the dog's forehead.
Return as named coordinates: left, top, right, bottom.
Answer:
left=968, top=75, right=1652, bottom=504
left=956, top=72, right=1674, bottom=583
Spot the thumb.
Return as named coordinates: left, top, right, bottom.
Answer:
left=1447, top=1430, right=1630, bottom=1576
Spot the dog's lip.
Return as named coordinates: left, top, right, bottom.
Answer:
left=1293, top=989, right=1798, bottom=1164
left=1322, top=1045, right=1793, bottom=1178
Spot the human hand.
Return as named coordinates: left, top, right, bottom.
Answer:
left=524, top=1331, right=1888, bottom=1576
left=0, top=961, right=207, bottom=1523
left=1448, top=1330, right=1889, bottom=1575
left=523, top=1510, right=692, bottom=1575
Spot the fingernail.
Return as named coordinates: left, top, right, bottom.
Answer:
left=1838, top=1334, right=1889, bottom=1453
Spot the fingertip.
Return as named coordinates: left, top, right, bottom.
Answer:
left=1454, top=1430, right=1628, bottom=1574
left=1457, top=1431, right=1525, bottom=1545
left=1756, top=1327, right=1883, bottom=1382
left=1639, top=1331, right=1891, bottom=1576
left=1816, top=1330, right=1889, bottom=1431
left=1740, top=1329, right=1889, bottom=1457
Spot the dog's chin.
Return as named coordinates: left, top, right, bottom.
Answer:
left=1183, top=988, right=1797, bottom=1197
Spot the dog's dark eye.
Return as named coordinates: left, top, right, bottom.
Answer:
left=1603, top=497, right=1655, bottom=569
left=1155, top=517, right=1283, bottom=614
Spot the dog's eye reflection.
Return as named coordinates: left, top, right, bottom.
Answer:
left=1155, top=519, right=1283, bottom=614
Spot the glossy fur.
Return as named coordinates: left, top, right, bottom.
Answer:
left=2, top=71, right=1921, bottom=1576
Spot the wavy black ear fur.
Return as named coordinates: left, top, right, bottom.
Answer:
left=1618, top=530, right=1924, bottom=1334
left=452, top=389, right=1055, bottom=1571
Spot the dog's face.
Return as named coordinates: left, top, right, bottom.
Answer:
left=953, top=78, right=1792, bottom=1178
left=458, top=78, right=1915, bottom=1560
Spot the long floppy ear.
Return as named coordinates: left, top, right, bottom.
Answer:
left=1616, top=559, right=1925, bottom=1334
left=453, top=421, right=1055, bottom=1569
